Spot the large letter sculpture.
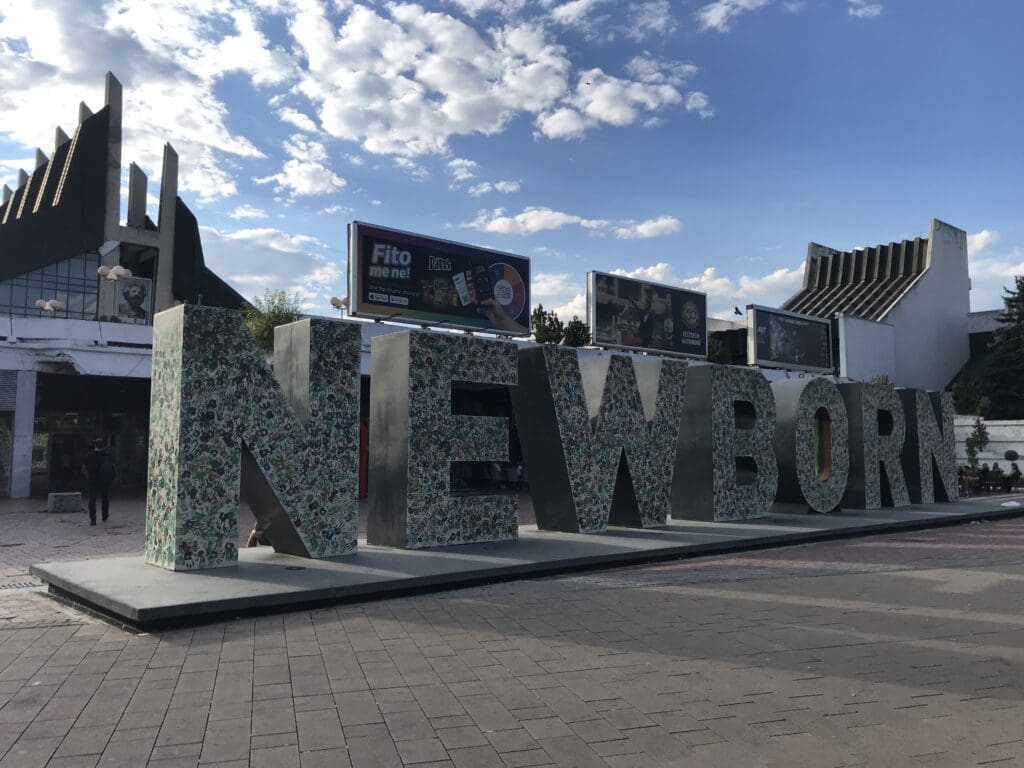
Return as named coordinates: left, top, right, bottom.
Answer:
left=838, top=382, right=910, bottom=509
left=367, top=331, right=518, bottom=549
left=145, top=306, right=361, bottom=571
left=771, top=378, right=849, bottom=513
left=673, top=365, right=778, bottom=521
left=513, top=347, right=687, bottom=532
left=898, top=389, right=959, bottom=504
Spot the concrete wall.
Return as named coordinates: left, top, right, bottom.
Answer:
left=883, top=219, right=971, bottom=390
left=837, top=314, right=895, bottom=382
left=954, top=415, right=1024, bottom=466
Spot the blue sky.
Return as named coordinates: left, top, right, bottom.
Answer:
left=1, top=0, right=1021, bottom=319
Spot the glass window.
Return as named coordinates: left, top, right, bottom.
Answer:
left=11, top=286, right=26, bottom=309
left=68, top=291, right=84, bottom=315
left=57, top=259, right=68, bottom=278
left=70, top=257, right=85, bottom=281
left=0, top=284, right=10, bottom=306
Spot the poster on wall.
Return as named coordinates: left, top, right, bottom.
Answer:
left=348, top=222, right=531, bottom=335
left=586, top=271, right=707, bottom=357
left=115, top=277, right=152, bottom=324
left=747, top=304, right=833, bottom=373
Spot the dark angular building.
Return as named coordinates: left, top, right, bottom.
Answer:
left=0, top=73, right=244, bottom=497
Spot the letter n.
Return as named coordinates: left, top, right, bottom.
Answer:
left=145, top=305, right=361, bottom=570
left=898, top=389, right=959, bottom=503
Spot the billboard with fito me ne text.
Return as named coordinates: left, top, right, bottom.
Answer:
left=348, top=222, right=531, bottom=335
left=587, top=271, right=708, bottom=358
left=747, top=304, right=833, bottom=373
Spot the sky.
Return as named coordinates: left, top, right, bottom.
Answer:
left=1, top=0, right=1022, bottom=321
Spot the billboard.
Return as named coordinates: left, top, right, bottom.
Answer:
left=747, top=305, right=833, bottom=373
left=348, top=222, right=531, bottom=335
left=587, top=271, right=707, bottom=357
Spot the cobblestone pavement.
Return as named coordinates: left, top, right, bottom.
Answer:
left=1, top=503, right=1023, bottom=766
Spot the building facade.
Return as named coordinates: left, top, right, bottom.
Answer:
left=0, top=74, right=244, bottom=498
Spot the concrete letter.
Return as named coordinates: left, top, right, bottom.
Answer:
left=367, top=331, right=518, bottom=548
left=838, top=382, right=910, bottom=509
left=145, top=306, right=361, bottom=570
left=771, top=378, right=849, bottom=513
left=513, top=347, right=687, bottom=532
left=899, top=389, right=959, bottom=503
left=674, top=365, right=778, bottom=521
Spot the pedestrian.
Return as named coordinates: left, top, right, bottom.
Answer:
left=81, top=438, right=116, bottom=525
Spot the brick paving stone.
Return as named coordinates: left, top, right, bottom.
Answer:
left=3, top=501, right=1024, bottom=766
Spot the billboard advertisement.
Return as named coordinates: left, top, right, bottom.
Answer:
left=587, top=271, right=707, bottom=357
left=747, top=305, right=833, bottom=373
left=348, top=222, right=531, bottom=335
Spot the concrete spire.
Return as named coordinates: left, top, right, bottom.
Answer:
left=17, top=169, right=28, bottom=188
left=127, top=162, right=148, bottom=228
left=103, top=72, right=123, bottom=241
left=55, top=126, right=69, bottom=150
left=79, top=101, right=92, bottom=122
left=155, top=143, right=179, bottom=312
left=34, top=149, right=47, bottom=169
left=2, top=184, right=10, bottom=205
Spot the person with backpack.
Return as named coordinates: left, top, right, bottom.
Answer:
left=81, top=438, right=116, bottom=525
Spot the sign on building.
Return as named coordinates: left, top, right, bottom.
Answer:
left=587, top=271, right=707, bottom=358
left=348, top=222, right=531, bottom=335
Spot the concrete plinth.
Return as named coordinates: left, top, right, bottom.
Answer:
left=47, top=492, right=81, bottom=513
left=31, top=498, right=1022, bottom=630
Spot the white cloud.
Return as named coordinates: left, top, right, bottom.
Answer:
left=532, top=272, right=581, bottom=298
left=551, top=292, right=587, bottom=321
left=200, top=224, right=343, bottom=311
left=847, top=0, right=882, bottom=19
left=626, top=54, right=698, bottom=86
left=549, top=0, right=606, bottom=27
left=394, top=156, right=429, bottom=179
left=696, top=0, right=772, bottom=32
left=286, top=2, right=698, bottom=156
left=468, top=206, right=603, bottom=235
left=626, top=0, right=677, bottom=41
left=254, top=134, right=346, bottom=196
left=277, top=107, right=319, bottom=132
left=684, top=91, right=714, bottom=119
left=228, top=204, right=269, bottom=220
left=613, top=215, right=681, bottom=239
left=447, top=157, right=478, bottom=183
left=467, top=179, right=520, bottom=196
left=0, top=0, right=301, bottom=201
left=968, top=230, right=998, bottom=257
left=612, top=261, right=805, bottom=317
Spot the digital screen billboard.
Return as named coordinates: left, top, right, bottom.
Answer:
left=587, top=271, right=707, bottom=357
left=348, top=222, right=530, bottom=335
left=747, top=305, right=833, bottom=372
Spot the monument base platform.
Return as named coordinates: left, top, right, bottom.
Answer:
left=32, top=499, right=1023, bottom=630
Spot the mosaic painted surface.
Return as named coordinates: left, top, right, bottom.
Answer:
left=406, top=332, right=519, bottom=548
left=535, top=348, right=687, bottom=532
left=911, top=390, right=959, bottom=504
left=792, top=378, right=850, bottom=513
left=855, top=383, right=910, bottom=509
left=710, top=366, right=778, bottom=521
left=145, top=306, right=361, bottom=571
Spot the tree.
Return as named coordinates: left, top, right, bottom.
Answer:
left=979, top=275, right=1024, bottom=418
left=965, top=415, right=990, bottom=470
left=531, top=304, right=564, bottom=344
left=241, top=290, right=303, bottom=352
left=562, top=316, right=591, bottom=347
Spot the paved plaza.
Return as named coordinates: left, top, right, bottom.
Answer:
left=1, top=498, right=1024, bottom=767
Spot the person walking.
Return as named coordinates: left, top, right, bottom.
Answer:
left=81, top=438, right=116, bottom=525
